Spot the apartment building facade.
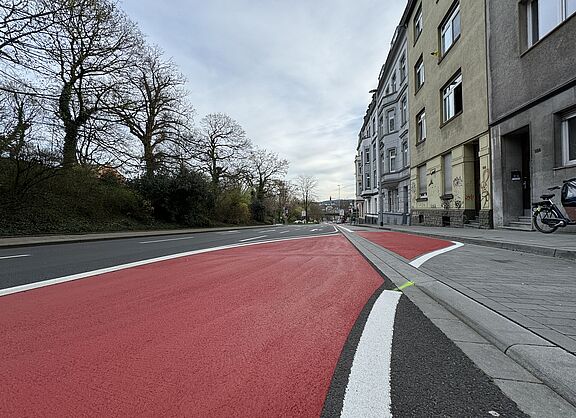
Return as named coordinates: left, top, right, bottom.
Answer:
left=404, top=0, right=492, bottom=228
left=355, top=24, right=411, bottom=226
left=487, top=0, right=576, bottom=227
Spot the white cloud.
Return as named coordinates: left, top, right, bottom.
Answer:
left=120, top=0, right=406, bottom=199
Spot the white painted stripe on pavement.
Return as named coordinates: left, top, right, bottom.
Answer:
left=238, top=235, right=267, bottom=242
left=409, top=241, right=464, bottom=268
left=279, top=230, right=290, bottom=234
left=139, top=236, right=195, bottom=244
left=310, top=228, right=320, bottom=232
left=341, top=290, right=401, bottom=418
left=0, top=254, right=31, bottom=260
left=0, top=233, right=338, bottom=298
left=216, top=230, right=239, bottom=234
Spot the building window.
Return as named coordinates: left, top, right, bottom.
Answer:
left=399, top=54, right=406, bottom=82
left=416, top=109, right=426, bottom=143
left=562, top=112, right=576, bottom=165
left=372, top=117, right=376, bottom=135
left=414, top=5, right=423, bottom=41
left=366, top=172, right=371, bottom=189
left=402, top=141, right=408, bottom=167
left=418, top=164, right=427, bottom=197
left=415, top=55, right=425, bottom=91
left=443, top=152, right=453, bottom=194
left=372, top=143, right=377, bottom=161
left=373, top=169, right=377, bottom=188
left=391, top=73, right=397, bottom=93
left=389, top=148, right=397, bottom=172
left=527, top=0, right=576, bottom=46
left=401, top=95, right=407, bottom=125
left=387, top=109, right=396, bottom=133
left=441, top=3, right=461, bottom=55
left=442, top=72, right=463, bottom=123
left=378, top=114, right=384, bottom=137
left=365, top=148, right=370, bottom=163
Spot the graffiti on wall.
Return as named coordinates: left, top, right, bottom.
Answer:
left=453, top=176, right=463, bottom=188
left=481, top=168, right=491, bottom=209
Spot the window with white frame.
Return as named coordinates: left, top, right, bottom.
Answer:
left=401, top=95, right=407, bottom=125
left=442, top=72, right=463, bottom=122
left=400, top=54, right=407, bottom=82
left=366, top=172, right=371, bottom=189
left=402, top=141, right=408, bottom=167
left=387, top=109, right=396, bottom=133
left=391, top=73, right=397, bottom=93
left=365, top=148, right=370, bottom=163
left=527, top=0, right=576, bottom=46
left=414, top=5, right=423, bottom=41
left=388, top=148, right=397, bottom=172
left=415, top=56, right=425, bottom=91
left=562, top=112, right=576, bottom=165
left=416, top=109, right=426, bottom=143
left=443, top=152, right=453, bottom=194
left=418, top=164, right=427, bottom=197
left=441, top=3, right=461, bottom=55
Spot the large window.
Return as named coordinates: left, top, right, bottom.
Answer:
left=402, top=141, right=408, bottom=167
left=441, top=3, right=461, bottom=55
left=562, top=112, right=576, bottom=165
left=415, top=56, right=425, bottom=91
left=366, top=172, right=371, bottom=189
left=388, top=148, right=397, bottom=172
left=365, top=148, right=370, bottom=163
left=414, top=5, right=423, bottom=41
left=387, top=109, right=396, bottom=133
left=416, top=109, right=426, bottom=143
left=418, top=165, right=427, bottom=197
left=443, top=153, right=453, bottom=194
left=401, top=95, right=407, bottom=125
left=391, top=73, right=397, bottom=93
left=528, top=0, right=576, bottom=46
left=378, top=114, right=384, bottom=137
left=399, top=54, right=406, bottom=82
left=442, top=72, right=463, bottom=123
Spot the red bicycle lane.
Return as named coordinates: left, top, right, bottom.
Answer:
left=356, top=231, right=453, bottom=260
left=0, top=235, right=383, bottom=417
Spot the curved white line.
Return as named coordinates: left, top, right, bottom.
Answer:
left=409, top=241, right=464, bottom=268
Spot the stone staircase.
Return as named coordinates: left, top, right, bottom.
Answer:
left=502, top=215, right=533, bottom=231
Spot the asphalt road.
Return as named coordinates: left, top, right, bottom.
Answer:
left=0, top=224, right=338, bottom=290
left=0, top=225, right=528, bottom=416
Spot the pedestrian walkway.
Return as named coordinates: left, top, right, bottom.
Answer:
left=362, top=223, right=576, bottom=261
left=340, top=225, right=576, bottom=411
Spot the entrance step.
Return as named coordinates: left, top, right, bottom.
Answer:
left=503, top=221, right=533, bottom=232
left=518, top=216, right=532, bottom=223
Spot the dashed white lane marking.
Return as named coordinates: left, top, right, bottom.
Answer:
left=238, top=235, right=268, bottom=242
left=279, top=230, right=290, bottom=234
left=139, top=236, right=195, bottom=244
left=341, top=290, right=401, bottom=418
left=0, top=254, right=31, bottom=260
left=0, top=233, right=338, bottom=298
left=310, top=228, right=320, bottom=232
left=409, top=241, right=464, bottom=268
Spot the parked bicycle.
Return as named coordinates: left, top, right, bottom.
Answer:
left=532, top=177, right=576, bottom=233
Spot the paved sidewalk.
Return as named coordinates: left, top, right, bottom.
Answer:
left=360, top=223, right=576, bottom=261
left=340, top=226, right=576, bottom=412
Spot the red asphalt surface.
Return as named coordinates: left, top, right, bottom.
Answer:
left=357, top=231, right=452, bottom=260
left=0, top=236, right=384, bottom=417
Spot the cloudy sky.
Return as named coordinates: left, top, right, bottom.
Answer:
left=120, top=0, right=406, bottom=200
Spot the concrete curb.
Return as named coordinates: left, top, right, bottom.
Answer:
left=361, top=224, right=576, bottom=262
left=0, top=225, right=278, bottom=249
left=339, top=228, right=576, bottom=408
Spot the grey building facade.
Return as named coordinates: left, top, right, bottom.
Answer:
left=488, top=1, right=576, bottom=227
left=377, top=25, right=411, bottom=225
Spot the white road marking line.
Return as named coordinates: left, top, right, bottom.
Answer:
left=0, top=254, right=31, bottom=260
left=139, top=236, right=195, bottom=244
left=341, top=290, right=401, bottom=418
left=409, top=241, right=464, bottom=268
left=216, top=230, right=239, bottom=234
left=238, top=235, right=268, bottom=242
left=338, top=226, right=353, bottom=233
left=0, top=233, right=338, bottom=298
left=310, top=228, right=320, bottom=232
left=279, top=230, right=290, bottom=234
left=260, top=229, right=276, bottom=233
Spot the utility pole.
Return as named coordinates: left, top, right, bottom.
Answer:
left=338, top=184, right=341, bottom=222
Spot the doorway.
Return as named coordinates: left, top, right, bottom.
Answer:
left=502, top=127, right=531, bottom=224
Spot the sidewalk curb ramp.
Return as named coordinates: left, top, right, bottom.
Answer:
left=0, top=225, right=276, bottom=249
left=340, top=229, right=576, bottom=409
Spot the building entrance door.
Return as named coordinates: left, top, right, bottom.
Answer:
left=502, top=127, right=531, bottom=224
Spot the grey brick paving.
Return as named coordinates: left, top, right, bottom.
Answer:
left=424, top=244, right=576, bottom=355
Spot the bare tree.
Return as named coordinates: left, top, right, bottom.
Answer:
left=192, top=113, right=251, bottom=190
left=247, top=147, right=289, bottom=201
left=296, top=175, right=318, bottom=223
left=32, top=0, right=141, bottom=168
left=112, top=45, right=192, bottom=176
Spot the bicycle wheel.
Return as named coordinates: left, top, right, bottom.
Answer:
left=533, top=207, right=559, bottom=233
